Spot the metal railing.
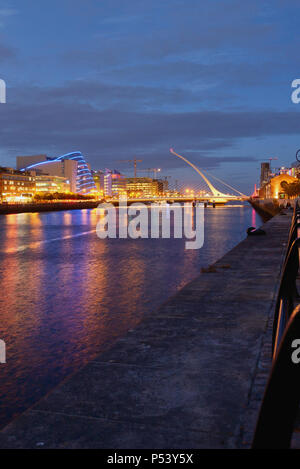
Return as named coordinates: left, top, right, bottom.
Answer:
left=252, top=201, right=300, bottom=448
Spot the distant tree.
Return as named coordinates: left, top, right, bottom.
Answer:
left=280, top=181, right=300, bottom=197
left=34, top=191, right=94, bottom=201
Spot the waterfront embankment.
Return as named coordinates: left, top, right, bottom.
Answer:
left=0, top=211, right=291, bottom=449
left=249, top=198, right=281, bottom=221
left=0, top=201, right=100, bottom=215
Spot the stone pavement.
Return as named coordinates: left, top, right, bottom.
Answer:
left=0, top=212, right=292, bottom=448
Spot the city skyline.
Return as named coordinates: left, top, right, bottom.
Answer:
left=0, top=147, right=299, bottom=200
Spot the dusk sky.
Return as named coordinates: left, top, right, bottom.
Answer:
left=0, top=0, right=300, bottom=193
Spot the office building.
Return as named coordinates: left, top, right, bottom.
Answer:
left=260, top=162, right=270, bottom=188
left=157, top=178, right=169, bottom=195
left=17, top=155, right=48, bottom=170
left=104, top=170, right=127, bottom=197
left=92, top=170, right=105, bottom=197
left=126, top=177, right=159, bottom=197
left=35, top=175, right=70, bottom=194
left=0, top=167, right=36, bottom=202
left=17, top=152, right=96, bottom=194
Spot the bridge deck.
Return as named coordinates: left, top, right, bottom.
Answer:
left=107, top=196, right=247, bottom=205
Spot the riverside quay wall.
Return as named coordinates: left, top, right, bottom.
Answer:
left=0, top=211, right=292, bottom=448
left=249, top=198, right=282, bottom=221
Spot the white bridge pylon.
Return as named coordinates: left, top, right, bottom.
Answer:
left=170, top=148, right=247, bottom=201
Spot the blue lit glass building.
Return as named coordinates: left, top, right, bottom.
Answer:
left=19, top=152, right=96, bottom=194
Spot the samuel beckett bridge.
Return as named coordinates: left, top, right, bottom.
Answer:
left=113, top=149, right=248, bottom=206
left=169, top=149, right=248, bottom=204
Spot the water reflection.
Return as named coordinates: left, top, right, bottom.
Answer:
left=0, top=204, right=261, bottom=427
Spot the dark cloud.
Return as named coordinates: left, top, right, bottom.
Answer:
left=90, top=61, right=279, bottom=88
left=1, top=0, right=299, bottom=192
left=0, top=41, right=16, bottom=61
left=61, top=0, right=279, bottom=69
left=14, top=81, right=199, bottom=111
left=0, top=81, right=299, bottom=171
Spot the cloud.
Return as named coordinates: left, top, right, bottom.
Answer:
left=100, top=15, right=141, bottom=25
left=0, top=8, right=18, bottom=16
left=61, top=0, right=279, bottom=70
left=12, top=80, right=216, bottom=113
left=0, top=40, right=15, bottom=60
left=1, top=0, right=299, bottom=190
left=0, top=80, right=300, bottom=172
left=0, top=7, right=18, bottom=28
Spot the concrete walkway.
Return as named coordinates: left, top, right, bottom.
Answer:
left=0, top=212, right=291, bottom=448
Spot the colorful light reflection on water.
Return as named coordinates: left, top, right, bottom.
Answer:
left=0, top=204, right=261, bottom=427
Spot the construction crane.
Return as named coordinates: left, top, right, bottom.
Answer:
left=259, top=157, right=278, bottom=161
left=136, top=168, right=161, bottom=179
left=117, top=158, right=143, bottom=178
left=268, top=157, right=279, bottom=173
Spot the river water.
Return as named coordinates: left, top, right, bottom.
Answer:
left=0, top=203, right=262, bottom=427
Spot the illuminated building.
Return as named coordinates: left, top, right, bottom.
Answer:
left=0, top=167, right=36, bottom=202
left=17, top=152, right=96, bottom=194
left=126, top=177, right=159, bottom=197
left=260, top=174, right=297, bottom=199
left=157, top=178, right=169, bottom=195
left=279, top=167, right=290, bottom=175
left=17, top=155, right=48, bottom=170
left=92, top=170, right=105, bottom=197
left=260, top=162, right=270, bottom=188
left=288, top=163, right=300, bottom=178
left=104, top=170, right=127, bottom=197
left=35, top=174, right=70, bottom=193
